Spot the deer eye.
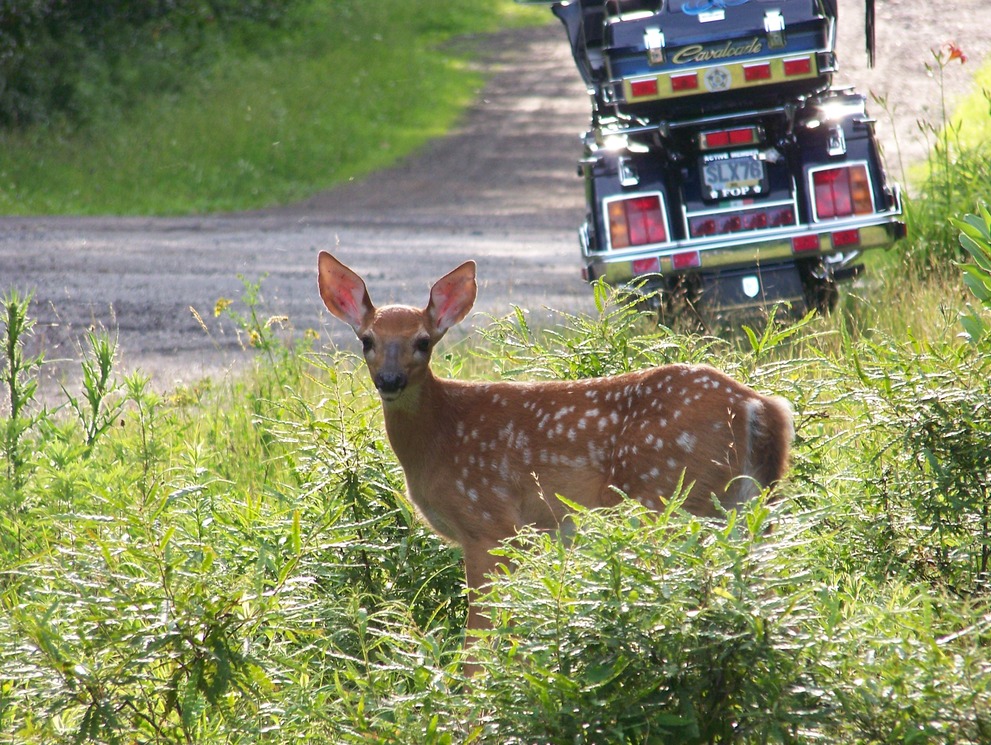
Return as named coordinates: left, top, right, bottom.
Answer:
left=360, top=334, right=374, bottom=354
left=414, top=336, right=431, bottom=354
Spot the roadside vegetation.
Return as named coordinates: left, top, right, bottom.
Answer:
left=3, top=5, right=991, bottom=743
left=3, top=197, right=991, bottom=741
left=0, top=0, right=543, bottom=215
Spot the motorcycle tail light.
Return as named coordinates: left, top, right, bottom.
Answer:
left=783, top=57, right=813, bottom=76
left=672, top=251, right=701, bottom=270
left=630, top=78, right=659, bottom=98
left=832, top=228, right=861, bottom=247
left=812, top=165, right=873, bottom=219
left=792, top=235, right=820, bottom=252
left=671, top=72, right=699, bottom=92
left=700, top=126, right=760, bottom=150
left=744, top=63, right=772, bottom=82
left=770, top=207, right=796, bottom=227
left=607, top=195, right=668, bottom=249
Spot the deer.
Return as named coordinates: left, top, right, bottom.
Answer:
left=317, top=251, right=794, bottom=669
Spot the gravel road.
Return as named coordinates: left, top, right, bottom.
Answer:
left=2, top=2, right=989, bottom=402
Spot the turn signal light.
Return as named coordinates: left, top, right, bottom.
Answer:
left=812, top=165, right=873, bottom=219
left=607, top=195, right=668, bottom=249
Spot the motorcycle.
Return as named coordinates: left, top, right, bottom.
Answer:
left=521, top=0, right=904, bottom=318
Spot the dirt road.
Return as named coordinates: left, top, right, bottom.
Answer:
left=1, top=2, right=989, bottom=400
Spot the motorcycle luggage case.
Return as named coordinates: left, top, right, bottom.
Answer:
left=602, top=0, right=834, bottom=120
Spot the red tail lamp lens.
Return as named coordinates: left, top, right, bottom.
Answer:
left=703, top=131, right=731, bottom=149
left=630, top=78, right=659, bottom=98
left=783, top=57, right=813, bottom=76
left=832, top=229, right=861, bottom=247
left=671, top=72, right=699, bottom=91
left=792, top=235, right=820, bottom=253
left=744, top=63, right=772, bottom=81
left=633, top=257, right=661, bottom=274
left=813, top=165, right=873, bottom=219
left=672, top=251, right=701, bottom=270
left=607, top=195, right=668, bottom=249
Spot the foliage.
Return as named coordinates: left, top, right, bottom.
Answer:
left=4, top=270, right=991, bottom=742
left=896, top=46, right=991, bottom=273
left=951, top=203, right=991, bottom=344
left=1, top=289, right=42, bottom=493
left=0, top=0, right=544, bottom=214
left=0, top=0, right=301, bottom=128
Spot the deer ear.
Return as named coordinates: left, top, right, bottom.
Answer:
left=318, top=251, right=374, bottom=333
left=426, top=260, right=477, bottom=336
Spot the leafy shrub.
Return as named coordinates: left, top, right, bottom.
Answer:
left=0, top=0, right=302, bottom=128
left=4, top=276, right=991, bottom=742
left=952, top=204, right=991, bottom=344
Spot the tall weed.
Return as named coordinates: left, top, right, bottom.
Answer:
left=4, top=268, right=991, bottom=742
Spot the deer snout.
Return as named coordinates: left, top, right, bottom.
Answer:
left=374, top=371, right=408, bottom=399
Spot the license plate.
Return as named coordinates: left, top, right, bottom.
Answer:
left=701, top=150, right=766, bottom=199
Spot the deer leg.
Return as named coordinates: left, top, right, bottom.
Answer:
left=461, top=543, right=504, bottom=677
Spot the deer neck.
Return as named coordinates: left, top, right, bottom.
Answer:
left=379, top=369, right=451, bottom=468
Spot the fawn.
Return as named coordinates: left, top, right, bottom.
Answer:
left=318, top=251, right=793, bottom=658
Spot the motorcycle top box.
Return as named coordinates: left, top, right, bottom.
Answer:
left=553, top=0, right=837, bottom=122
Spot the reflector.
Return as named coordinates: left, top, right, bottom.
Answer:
left=729, top=127, right=758, bottom=145
left=671, top=73, right=699, bottom=91
left=743, top=63, right=772, bottom=82
left=792, top=235, right=820, bottom=252
left=783, top=57, right=813, bottom=76
left=633, top=257, right=661, bottom=274
left=672, top=251, right=701, bottom=270
left=703, top=131, right=731, bottom=149
left=832, top=229, right=861, bottom=247
left=630, top=78, right=659, bottom=98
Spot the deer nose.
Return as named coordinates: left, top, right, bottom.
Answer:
left=375, top=371, right=408, bottom=396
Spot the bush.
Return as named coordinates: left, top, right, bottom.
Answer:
left=4, top=280, right=991, bottom=742
left=0, top=0, right=301, bottom=128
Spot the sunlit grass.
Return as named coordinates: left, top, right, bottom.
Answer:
left=0, top=0, right=545, bottom=215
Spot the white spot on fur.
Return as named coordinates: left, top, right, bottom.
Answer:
left=676, top=432, right=697, bottom=453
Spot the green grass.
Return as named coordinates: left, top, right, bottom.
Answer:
left=4, top=251, right=991, bottom=741
left=0, top=0, right=544, bottom=215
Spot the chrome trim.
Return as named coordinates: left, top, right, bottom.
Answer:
left=764, top=10, right=787, bottom=49
left=585, top=198, right=904, bottom=284
left=644, top=27, right=665, bottom=64
left=618, top=156, right=640, bottom=187
left=826, top=124, right=847, bottom=156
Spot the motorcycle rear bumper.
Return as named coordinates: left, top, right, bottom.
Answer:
left=582, top=195, right=905, bottom=286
